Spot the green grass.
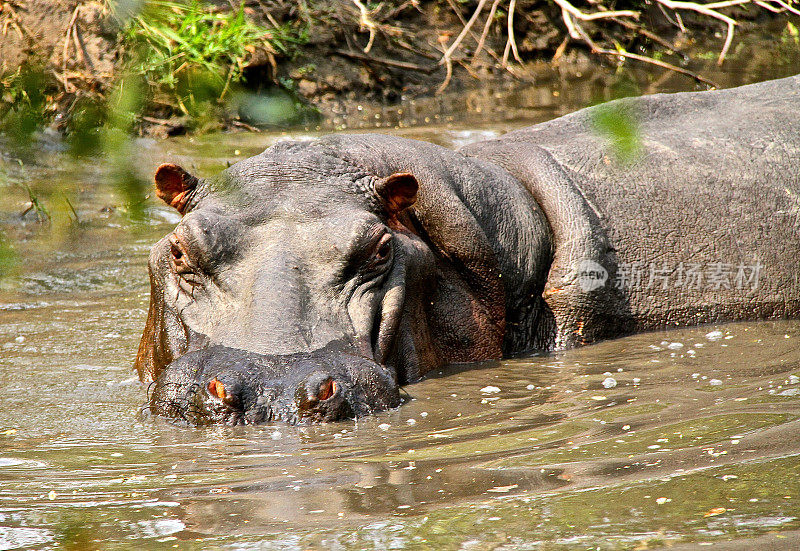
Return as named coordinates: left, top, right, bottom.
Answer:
left=0, top=1, right=311, bottom=248
left=120, top=0, right=308, bottom=119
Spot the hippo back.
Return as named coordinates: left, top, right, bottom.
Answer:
left=463, top=75, right=800, bottom=347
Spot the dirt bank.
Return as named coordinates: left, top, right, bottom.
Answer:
left=0, top=1, right=117, bottom=87
left=1, top=0, right=798, bottom=136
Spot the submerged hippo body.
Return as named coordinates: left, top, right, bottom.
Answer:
left=137, top=75, right=800, bottom=424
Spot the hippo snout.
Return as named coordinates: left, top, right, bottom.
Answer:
left=199, top=366, right=354, bottom=424
left=148, top=343, right=401, bottom=425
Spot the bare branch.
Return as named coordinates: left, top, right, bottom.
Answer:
left=571, top=18, right=719, bottom=87
left=595, top=47, right=719, bottom=87
left=561, top=9, right=581, bottom=40
left=439, top=0, right=489, bottom=65
left=505, top=0, right=523, bottom=65
left=702, top=0, right=752, bottom=8
left=551, top=0, right=640, bottom=21
left=61, top=5, right=81, bottom=93
left=472, top=0, right=503, bottom=65
left=609, top=16, right=686, bottom=58
left=333, top=49, right=436, bottom=73
left=754, top=1, right=785, bottom=12
left=443, top=0, right=519, bottom=81
left=768, top=0, right=800, bottom=15
left=437, top=47, right=454, bottom=95
left=654, top=0, right=737, bottom=65
left=352, top=0, right=378, bottom=53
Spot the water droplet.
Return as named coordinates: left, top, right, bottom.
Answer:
left=602, top=377, right=617, bottom=389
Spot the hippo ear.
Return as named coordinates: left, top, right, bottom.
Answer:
left=375, top=172, right=418, bottom=214
left=154, top=163, right=199, bottom=214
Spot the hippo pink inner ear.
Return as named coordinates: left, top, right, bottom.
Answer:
left=154, top=163, right=199, bottom=214
left=375, top=172, right=418, bottom=214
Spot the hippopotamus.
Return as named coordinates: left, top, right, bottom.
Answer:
left=136, top=74, right=800, bottom=425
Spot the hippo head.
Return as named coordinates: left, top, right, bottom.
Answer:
left=135, top=135, right=550, bottom=424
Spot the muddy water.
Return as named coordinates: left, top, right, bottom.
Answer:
left=3, top=69, right=800, bottom=549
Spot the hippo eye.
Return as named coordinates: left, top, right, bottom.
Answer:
left=369, top=233, right=393, bottom=269
left=377, top=240, right=391, bottom=260
left=168, top=234, right=193, bottom=275
left=170, top=242, right=183, bottom=262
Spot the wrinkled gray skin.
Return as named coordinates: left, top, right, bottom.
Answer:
left=137, top=75, right=800, bottom=425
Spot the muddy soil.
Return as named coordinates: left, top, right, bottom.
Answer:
left=0, top=0, right=118, bottom=86
left=1, top=0, right=797, bottom=134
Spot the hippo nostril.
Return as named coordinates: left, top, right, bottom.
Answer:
left=207, top=378, right=227, bottom=401
left=318, top=379, right=337, bottom=401
left=295, top=373, right=341, bottom=411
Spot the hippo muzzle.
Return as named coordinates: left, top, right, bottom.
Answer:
left=149, top=343, right=402, bottom=425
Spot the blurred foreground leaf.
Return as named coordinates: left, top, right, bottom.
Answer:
left=590, top=101, right=642, bottom=165
left=0, top=231, right=19, bottom=279
left=103, top=75, right=149, bottom=224
left=0, top=65, right=51, bottom=153
left=66, top=96, right=108, bottom=158
left=236, top=88, right=311, bottom=127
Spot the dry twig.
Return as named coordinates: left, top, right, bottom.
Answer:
left=570, top=17, right=719, bottom=87
left=609, top=16, right=686, bottom=59
left=472, top=0, right=503, bottom=65
left=334, top=49, right=436, bottom=73
left=1, top=1, right=27, bottom=39
left=770, top=0, right=800, bottom=15
left=502, top=0, right=523, bottom=65
left=654, top=0, right=738, bottom=65
left=551, top=0, right=640, bottom=24
left=442, top=0, right=519, bottom=83
left=352, top=0, right=378, bottom=53
left=62, top=5, right=81, bottom=93
left=439, top=0, right=489, bottom=65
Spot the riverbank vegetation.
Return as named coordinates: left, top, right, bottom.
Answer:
left=1, top=0, right=798, bottom=145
